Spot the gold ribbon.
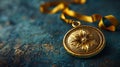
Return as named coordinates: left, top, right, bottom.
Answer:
left=40, top=0, right=119, bottom=31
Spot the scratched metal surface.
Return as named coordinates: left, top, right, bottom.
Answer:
left=0, top=0, right=120, bottom=67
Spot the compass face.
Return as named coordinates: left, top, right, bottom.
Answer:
left=63, top=25, right=105, bottom=58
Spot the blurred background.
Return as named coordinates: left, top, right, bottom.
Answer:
left=0, top=0, right=120, bottom=67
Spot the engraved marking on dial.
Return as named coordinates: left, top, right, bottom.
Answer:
left=70, top=29, right=97, bottom=52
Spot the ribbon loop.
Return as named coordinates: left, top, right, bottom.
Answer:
left=40, top=0, right=119, bottom=31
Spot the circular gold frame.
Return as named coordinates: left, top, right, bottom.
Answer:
left=63, top=25, right=105, bottom=58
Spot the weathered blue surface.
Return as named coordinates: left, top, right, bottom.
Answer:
left=0, top=0, right=120, bottom=67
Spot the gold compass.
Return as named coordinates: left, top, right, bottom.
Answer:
left=63, top=25, right=105, bottom=58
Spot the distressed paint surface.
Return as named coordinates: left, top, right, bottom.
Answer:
left=0, top=0, right=120, bottom=67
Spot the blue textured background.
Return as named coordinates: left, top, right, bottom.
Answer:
left=0, top=0, right=120, bottom=67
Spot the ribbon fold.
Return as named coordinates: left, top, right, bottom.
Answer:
left=40, top=0, right=119, bottom=31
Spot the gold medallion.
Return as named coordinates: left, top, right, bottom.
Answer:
left=40, top=0, right=119, bottom=58
left=63, top=25, right=105, bottom=58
